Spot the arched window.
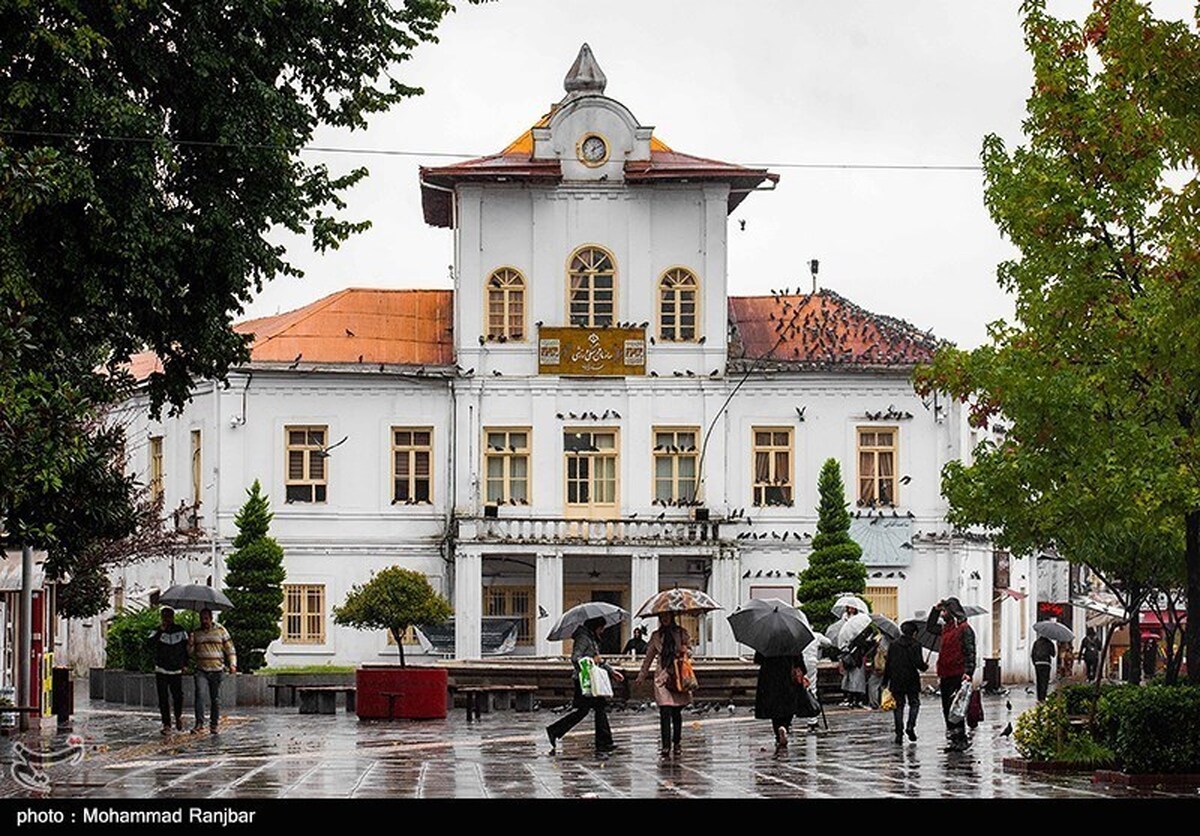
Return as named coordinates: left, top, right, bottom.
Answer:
left=486, top=268, right=525, bottom=340
left=567, top=247, right=615, bottom=328
left=658, top=268, right=699, bottom=341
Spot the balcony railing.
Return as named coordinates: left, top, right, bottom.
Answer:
left=458, top=515, right=718, bottom=545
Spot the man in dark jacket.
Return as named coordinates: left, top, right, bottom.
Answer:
left=149, top=607, right=189, bottom=734
left=1031, top=633, right=1056, bottom=701
left=882, top=620, right=928, bottom=744
left=926, top=597, right=976, bottom=750
left=1080, top=628, right=1101, bottom=682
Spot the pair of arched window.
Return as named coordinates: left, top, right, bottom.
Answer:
left=484, top=247, right=699, bottom=341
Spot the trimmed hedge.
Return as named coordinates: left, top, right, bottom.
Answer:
left=1097, top=684, right=1200, bottom=774
left=105, top=606, right=198, bottom=672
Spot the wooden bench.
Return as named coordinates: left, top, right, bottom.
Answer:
left=296, top=686, right=356, bottom=715
left=449, top=685, right=538, bottom=721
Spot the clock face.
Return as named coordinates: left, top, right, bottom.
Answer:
left=580, top=135, right=607, bottom=165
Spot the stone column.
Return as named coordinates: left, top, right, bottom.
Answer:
left=455, top=550, right=483, bottom=660
left=629, top=552, right=660, bottom=637
left=535, top=552, right=564, bottom=657
left=708, top=550, right=742, bottom=658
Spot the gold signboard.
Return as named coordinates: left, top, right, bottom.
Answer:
left=538, top=326, right=646, bottom=376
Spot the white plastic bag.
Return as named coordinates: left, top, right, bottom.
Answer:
left=590, top=665, right=613, bottom=698
left=948, top=679, right=972, bottom=724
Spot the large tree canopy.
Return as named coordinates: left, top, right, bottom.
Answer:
left=914, top=0, right=1200, bottom=682
left=0, top=0, right=480, bottom=588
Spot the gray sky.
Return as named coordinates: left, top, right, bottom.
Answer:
left=250, top=0, right=1196, bottom=349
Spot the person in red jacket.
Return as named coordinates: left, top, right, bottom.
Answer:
left=926, top=597, right=976, bottom=750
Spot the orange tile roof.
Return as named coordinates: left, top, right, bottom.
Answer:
left=127, top=289, right=454, bottom=381
left=728, top=290, right=941, bottom=369
left=420, top=114, right=775, bottom=227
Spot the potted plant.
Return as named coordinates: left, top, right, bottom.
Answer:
left=333, top=567, right=452, bottom=719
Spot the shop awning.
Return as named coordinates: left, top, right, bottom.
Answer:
left=1071, top=594, right=1126, bottom=622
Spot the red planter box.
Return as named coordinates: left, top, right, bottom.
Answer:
left=356, top=666, right=448, bottom=720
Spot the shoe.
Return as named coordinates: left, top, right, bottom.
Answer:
left=175, top=718, right=183, bottom=731
left=907, top=728, right=917, bottom=742
left=660, top=746, right=672, bottom=759
left=160, top=726, right=171, bottom=736
left=672, top=743, right=681, bottom=756
left=546, top=729, right=557, bottom=751
left=210, top=725, right=219, bottom=736
left=596, top=743, right=618, bottom=754
left=894, top=732, right=903, bottom=745
left=776, top=726, right=788, bottom=747
left=190, top=725, right=204, bottom=734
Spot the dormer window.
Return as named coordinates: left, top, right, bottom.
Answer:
left=486, top=268, right=526, bottom=341
left=658, top=268, right=699, bottom=342
left=568, top=246, right=616, bottom=328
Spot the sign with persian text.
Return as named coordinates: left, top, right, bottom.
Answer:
left=538, top=326, right=646, bottom=376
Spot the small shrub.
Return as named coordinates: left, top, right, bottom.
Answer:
left=105, top=607, right=198, bottom=672
left=1056, top=735, right=1115, bottom=768
left=1057, top=681, right=1122, bottom=716
left=1013, top=697, right=1070, bottom=761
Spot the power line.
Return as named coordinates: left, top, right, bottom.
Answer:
left=0, top=128, right=984, bottom=171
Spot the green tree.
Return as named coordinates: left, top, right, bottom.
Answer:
left=797, top=458, right=867, bottom=633
left=220, top=481, right=285, bottom=672
left=333, top=567, right=451, bottom=667
left=914, top=0, right=1200, bottom=683
left=1, top=1, right=480, bottom=586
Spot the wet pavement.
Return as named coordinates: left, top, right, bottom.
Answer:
left=0, top=685, right=1193, bottom=799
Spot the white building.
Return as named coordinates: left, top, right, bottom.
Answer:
left=67, top=46, right=1037, bottom=683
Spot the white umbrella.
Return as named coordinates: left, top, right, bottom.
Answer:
left=1032, top=620, right=1074, bottom=643
left=837, top=612, right=873, bottom=649
left=831, top=594, right=869, bottom=618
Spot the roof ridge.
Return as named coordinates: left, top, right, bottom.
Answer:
left=250, top=288, right=351, bottom=347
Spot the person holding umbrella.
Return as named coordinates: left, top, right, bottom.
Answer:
left=148, top=607, right=188, bottom=735
left=925, top=597, right=976, bottom=750
left=188, top=608, right=237, bottom=735
left=546, top=615, right=625, bottom=754
left=1030, top=619, right=1074, bottom=700
left=636, top=612, right=694, bottom=757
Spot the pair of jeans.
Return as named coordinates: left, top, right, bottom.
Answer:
left=893, top=690, right=920, bottom=735
left=1084, top=658, right=1098, bottom=681
left=939, top=676, right=967, bottom=741
left=156, top=673, right=183, bottom=727
left=659, top=706, right=682, bottom=748
left=546, top=681, right=613, bottom=749
left=194, top=669, right=224, bottom=728
left=1034, top=663, right=1051, bottom=701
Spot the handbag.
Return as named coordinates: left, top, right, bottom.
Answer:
left=673, top=657, right=698, bottom=692
left=590, top=665, right=614, bottom=698
left=880, top=687, right=896, bottom=712
left=966, top=688, right=984, bottom=728
left=948, top=680, right=972, bottom=725
left=796, top=685, right=821, bottom=719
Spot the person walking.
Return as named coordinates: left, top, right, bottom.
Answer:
left=547, top=617, right=624, bottom=754
left=840, top=639, right=869, bottom=708
left=148, top=607, right=188, bottom=735
left=882, top=620, right=927, bottom=743
left=1031, top=632, right=1055, bottom=701
left=925, top=597, right=976, bottom=750
left=1081, top=627, right=1102, bottom=682
left=753, top=652, right=806, bottom=749
left=635, top=612, right=693, bottom=757
left=188, top=608, right=237, bottom=735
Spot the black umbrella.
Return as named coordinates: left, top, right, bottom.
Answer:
left=159, top=584, right=233, bottom=612
left=902, top=619, right=942, bottom=652
left=728, top=598, right=815, bottom=657
left=547, top=601, right=627, bottom=642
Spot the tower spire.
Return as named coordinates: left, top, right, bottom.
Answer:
left=564, top=43, right=607, bottom=97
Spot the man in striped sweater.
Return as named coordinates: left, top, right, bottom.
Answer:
left=189, top=608, right=237, bottom=734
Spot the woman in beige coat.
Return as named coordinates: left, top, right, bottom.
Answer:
left=635, top=613, right=693, bottom=756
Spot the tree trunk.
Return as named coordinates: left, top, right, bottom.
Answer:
left=393, top=628, right=406, bottom=668
left=1187, top=510, right=1200, bottom=685
left=1129, top=606, right=1142, bottom=685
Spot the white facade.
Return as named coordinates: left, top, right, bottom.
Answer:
left=66, top=47, right=1037, bottom=683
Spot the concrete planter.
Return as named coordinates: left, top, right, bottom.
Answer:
left=1002, top=757, right=1097, bottom=774
left=1093, top=770, right=1200, bottom=788
left=356, top=665, right=447, bottom=720
left=103, top=669, right=125, bottom=702
left=89, top=668, right=105, bottom=700
left=235, top=674, right=270, bottom=707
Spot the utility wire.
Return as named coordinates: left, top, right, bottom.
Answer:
left=0, top=128, right=984, bottom=171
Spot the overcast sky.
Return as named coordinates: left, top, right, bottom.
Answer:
left=249, top=0, right=1196, bottom=349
